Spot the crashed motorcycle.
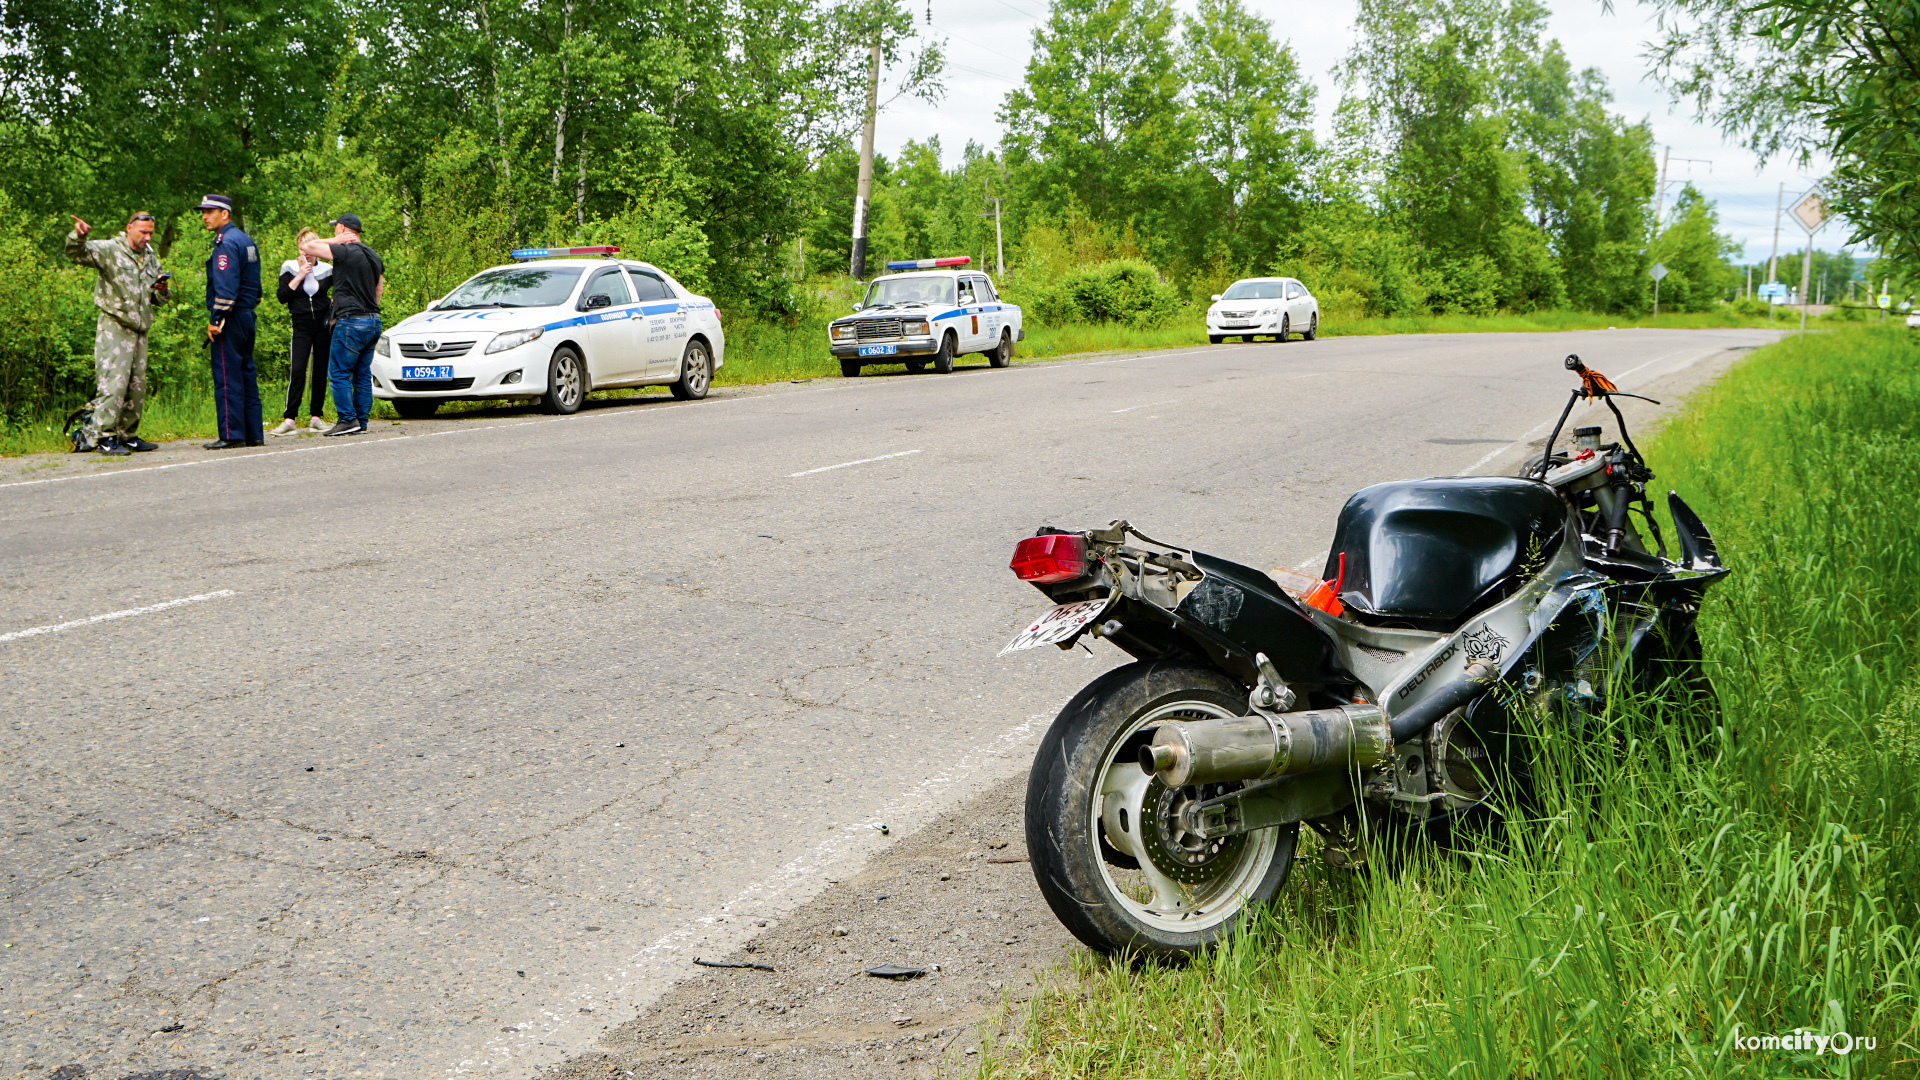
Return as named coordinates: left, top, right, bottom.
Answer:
left=1001, top=355, right=1728, bottom=958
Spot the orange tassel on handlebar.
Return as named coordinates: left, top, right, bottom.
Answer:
left=1579, top=368, right=1619, bottom=398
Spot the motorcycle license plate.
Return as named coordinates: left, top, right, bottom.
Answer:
left=858, top=344, right=898, bottom=356
left=403, top=365, right=453, bottom=379
left=999, top=599, right=1110, bottom=656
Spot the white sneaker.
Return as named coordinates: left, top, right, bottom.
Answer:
left=268, top=418, right=298, bottom=436
left=308, top=416, right=330, bottom=433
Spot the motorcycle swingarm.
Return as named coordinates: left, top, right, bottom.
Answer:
left=1185, top=771, right=1357, bottom=840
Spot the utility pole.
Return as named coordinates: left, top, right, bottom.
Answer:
left=849, top=39, right=881, bottom=281
left=978, top=183, right=1006, bottom=277
left=1745, top=265, right=1752, bottom=301
left=1652, top=145, right=1670, bottom=230
left=1766, top=182, right=1784, bottom=324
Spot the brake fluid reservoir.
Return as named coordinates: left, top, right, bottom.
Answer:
left=1573, top=425, right=1603, bottom=453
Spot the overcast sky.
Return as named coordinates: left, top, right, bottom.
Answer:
left=878, top=0, right=1849, bottom=267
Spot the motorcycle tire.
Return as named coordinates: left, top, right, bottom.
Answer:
left=1025, top=660, right=1298, bottom=960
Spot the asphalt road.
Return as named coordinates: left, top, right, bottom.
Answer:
left=0, top=327, right=1780, bottom=1079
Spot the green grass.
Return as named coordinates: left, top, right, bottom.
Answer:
left=977, top=325, right=1920, bottom=1079
left=0, top=305, right=1804, bottom=456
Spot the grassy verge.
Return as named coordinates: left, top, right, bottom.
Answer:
left=979, top=325, right=1920, bottom=1078
left=0, top=306, right=1794, bottom=456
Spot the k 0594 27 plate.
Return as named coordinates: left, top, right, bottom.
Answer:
left=403, top=365, right=454, bottom=379
left=998, top=599, right=1111, bottom=656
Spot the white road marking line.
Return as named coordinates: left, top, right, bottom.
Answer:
left=0, top=590, right=237, bottom=643
left=787, top=449, right=922, bottom=477
left=1111, top=400, right=1177, bottom=414
left=447, top=704, right=1063, bottom=1076
left=1294, top=549, right=1329, bottom=571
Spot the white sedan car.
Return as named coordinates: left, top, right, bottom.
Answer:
left=1206, top=277, right=1319, bottom=343
left=373, top=247, right=724, bottom=418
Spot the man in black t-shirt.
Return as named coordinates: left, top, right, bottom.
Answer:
left=301, top=213, right=385, bottom=436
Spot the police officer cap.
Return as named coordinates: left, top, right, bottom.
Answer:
left=329, top=212, right=364, bottom=232
left=195, top=193, right=234, bottom=212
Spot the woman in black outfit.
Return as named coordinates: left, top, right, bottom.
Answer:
left=270, top=228, right=333, bottom=435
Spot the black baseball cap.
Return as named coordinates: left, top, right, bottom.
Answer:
left=195, top=194, right=234, bottom=212
left=329, top=213, right=364, bottom=232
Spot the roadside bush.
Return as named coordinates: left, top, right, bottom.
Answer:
left=1019, top=259, right=1184, bottom=329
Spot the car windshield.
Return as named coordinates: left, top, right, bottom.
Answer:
left=861, top=276, right=955, bottom=309
left=438, top=267, right=583, bottom=309
left=1220, top=280, right=1286, bottom=301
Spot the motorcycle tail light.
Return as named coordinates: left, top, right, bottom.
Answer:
left=1011, top=534, right=1088, bottom=582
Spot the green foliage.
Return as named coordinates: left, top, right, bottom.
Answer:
left=981, top=326, right=1920, bottom=1078
left=1650, top=185, right=1742, bottom=311
left=1023, top=260, right=1184, bottom=328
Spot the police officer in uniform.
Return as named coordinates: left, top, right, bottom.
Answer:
left=198, top=194, right=264, bottom=448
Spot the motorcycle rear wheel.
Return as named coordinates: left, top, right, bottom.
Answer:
left=1025, top=661, right=1298, bottom=960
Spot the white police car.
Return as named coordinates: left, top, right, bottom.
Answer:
left=373, top=246, right=724, bottom=418
left=828, top=258, right=1023, bottom=376
left=1206, top=277, right=1319, bottom=343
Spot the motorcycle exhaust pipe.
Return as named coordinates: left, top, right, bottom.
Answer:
left=1141, top=704, right=1391, bottom=788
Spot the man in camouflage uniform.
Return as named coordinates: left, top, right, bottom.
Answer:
left=65, top=210, right=169, bottom=455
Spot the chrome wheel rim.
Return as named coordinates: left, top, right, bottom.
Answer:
left=686, top=346, right=709, bottom=394
left=555, top=355, right=582, bottom=408
left=1093, top=700, right=1279, bottom=934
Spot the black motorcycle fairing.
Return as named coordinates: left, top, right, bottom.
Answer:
left=1096, top=551, right=1353, bottom=688
left=1325, top=477, right=1568, bottom=630
left=1184, top=551, right=1354, bottom=685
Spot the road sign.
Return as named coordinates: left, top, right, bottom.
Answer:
left=1880, top=293, right=1892, bottom=309
left=1758, top=282, right=1787, bottom=299
left=1790, top=188, right=1829, bottom=233
left=1649, top=262, right=1668, bottom=281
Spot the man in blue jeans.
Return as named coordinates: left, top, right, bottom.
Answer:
left=302, top=213, right=384, bottom=436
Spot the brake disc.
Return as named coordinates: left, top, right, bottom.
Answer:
left=1135, top=778, right=1248, bottom=885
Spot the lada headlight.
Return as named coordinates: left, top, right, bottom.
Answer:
left=375, top=335, right=391, bottom=357
left=830, top=323, right=856, bottom=341
left=901, top=319, right=930, bottom=336
left=485, top=326, right=545, bottom=354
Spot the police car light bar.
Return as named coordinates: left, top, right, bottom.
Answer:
left=510, top=245, right=621, bottom=260
left=884, top=256, right=970, bottom=270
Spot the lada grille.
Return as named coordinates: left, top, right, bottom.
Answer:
left=855, top=319, right=903, bottom=341
left=400, top=340, right=476, bottom=359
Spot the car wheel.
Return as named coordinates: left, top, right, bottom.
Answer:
left=394, top=398, right=441, bottom=420
left=542, top=347, right=585, bottom=414
left=932, top=332, right=955, bottom=374
left=840, top=359, right=861, bottom=378
left=1278, top=315, right=1291, bottom=342
left=1209, top=334, right=1224, bottom=344
left=1304, top=313, right=1318, bottom=341
left=905, top=360, right=927, bottom=373
left=988, top=330, right=1013, bottom=368
left=670, top=338, right=712, bottom=400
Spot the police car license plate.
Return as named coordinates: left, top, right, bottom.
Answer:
left=403, top=365, right=453, bottom=379
left=858, top=344, right=898, bottom=356
left=998, top=599, right=1112, bottom=656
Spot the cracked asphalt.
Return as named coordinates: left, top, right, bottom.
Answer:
left=0, top=327, right=1779, bottom=1079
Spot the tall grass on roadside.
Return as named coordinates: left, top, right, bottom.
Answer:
left=978, top=326, right=1920, bottom=1079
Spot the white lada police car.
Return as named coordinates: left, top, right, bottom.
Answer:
left=828, top=258, right=1023, bottom=376
left=373, top=246, right=724, bottom=418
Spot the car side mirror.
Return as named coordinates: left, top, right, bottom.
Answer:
left=585, top=293, right=613, bottom=310
left=851, top=303, right=862, bottom=312
left=1211, top=294, right=1222, bottom=302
